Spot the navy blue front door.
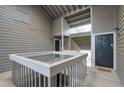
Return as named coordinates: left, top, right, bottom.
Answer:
left=95, top=34, right=113, bottom=68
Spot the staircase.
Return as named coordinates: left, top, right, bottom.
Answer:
left=72, top=36, right=91, bottom=50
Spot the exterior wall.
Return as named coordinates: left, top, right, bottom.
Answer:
left=0, top=5, right=53, bottom=72
left=72, top=36, right=91, bottom=50
left=116, top=5, right=124, bottom=85
left=91, top=5, right=117, bottom=67
left=52, top=17, right=70, bottom=36
left=63, top=18, right=70, bottom=50
left=63, top=18, right=70, bottom=36
left=52, top=17, right=62, bottom=36
left=92, top=5, right=116, bottom=34
left=64, top=37, right=69, bottom=50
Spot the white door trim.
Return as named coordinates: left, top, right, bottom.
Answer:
left=92, top=32, right=116, bottom=71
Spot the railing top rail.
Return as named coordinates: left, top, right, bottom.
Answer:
left=50, top=53, right=87, bottom=67
left=50, top=53, right=88, bottom=77
left=15, top=51, right=54, bottom=57
left=11, top=51, right=83, bottom=57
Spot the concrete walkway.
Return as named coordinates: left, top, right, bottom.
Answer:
left=80, top=67, right=123, bottom=87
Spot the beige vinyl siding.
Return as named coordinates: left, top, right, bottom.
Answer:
left=0, top=6, right=53, bottom=72
left=70, top=39, right=80, bottom=51
left=64, top=37, right=69, bottom=50
left=72, top=36, right=91, bottom=50
left=92, top=5, right=116, bottom=34
left=117, top=5, right=124, bottom=85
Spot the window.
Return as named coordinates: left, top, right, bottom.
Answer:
left=14, top=8, right=31, bottom=24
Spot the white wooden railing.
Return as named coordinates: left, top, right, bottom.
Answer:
left=9, top=51, right=88, bottom=87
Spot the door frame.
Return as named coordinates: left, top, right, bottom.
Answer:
left=92, top=32, right=116, bottom=71
left=54, top=39, right=61, bottom=51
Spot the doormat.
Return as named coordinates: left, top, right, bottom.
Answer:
left=97, top=67, right=111, bottom=72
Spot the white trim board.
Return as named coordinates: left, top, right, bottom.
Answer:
left=91, top=32, right=116, bottom=71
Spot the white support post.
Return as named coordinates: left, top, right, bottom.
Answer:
left=61, top=17, right=64, bottom=52
left=69, top=36, right=71, bottom=50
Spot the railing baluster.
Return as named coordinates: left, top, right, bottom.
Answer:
left=22, top=65, right=24, bottom=87
left=15, top=63, right=17, bottom=86
left=17, top=64, right=20, bottom=86
left=51, top=76, right=54, bottom=87
left=64, top=69, right=66, bottom=87
left=34, top=71, right=37, bottom=87
left=77, top=61, right=79, bottom=87
left=75, top=62, right=77, bottom=87
left=44, top=76, right=46, bottom=87
left=54, top=76, right=56, bottom=87
left=28, top=68, right=30, bottom=87
left=27, top=68, right=29, bottom=87
left=30, top=70, right=33, bottom=87
left=23, top=66, right=25, bottom=87
left=59, top=73, right=62, bottom=87
left=56, top=75, right=57, bottom=87
left=81, top=60, right=84, bottom=81
left=48, top=77, right=51, bottom=87
left=67, top=67, right=69, bottom=87
left=25, top=67, right=28, bottom=87
left=20, top=64, right=22, bottom=87
left=84, top=58, right=87, bottom=77
left=73, top=64, right=75, bottom=87
left=12, top=62, right=15, bottom=85
left=76, top=61, right=79, bottom=87
left=27, top=67, right=29, bottom=87
left=77, top=62, right=80, bottom=87
left=15, top=63, right=17, bottom=87
left=24, top=66, right=26, bottom=87
left=70, top=66, right=72, bottom=87
left=30, top=69, right=32, bottom=87
left=73, top=63, right=76, bottom=87
left=32, top=70, right=34, bottom=87
left=17, top=63, right=20, bottom=87
left=83, top=60, right=85, bottom=80
left=39, top=73, right=41, bottom=87
left=19, top=64, right=21, bottom=87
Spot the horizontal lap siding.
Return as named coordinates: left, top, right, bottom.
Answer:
left=0, top=6, right=53, bottom=72
left=73, top=37, right=91, bottom=50
left=92, top=6, right=116, bottom=34
left=117, top=5, right=124, bottom=85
